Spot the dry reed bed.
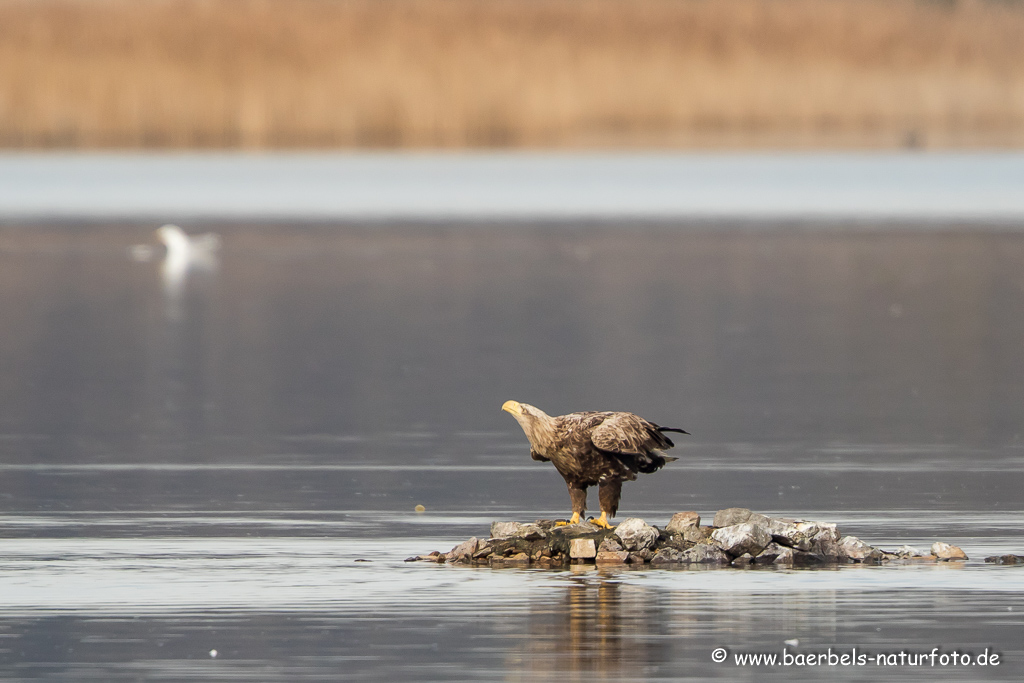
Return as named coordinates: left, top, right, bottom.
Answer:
left=1, top=0, right=1023, bottom=149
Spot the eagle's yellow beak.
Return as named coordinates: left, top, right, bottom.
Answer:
left=501, top=400, right=521, bottom=415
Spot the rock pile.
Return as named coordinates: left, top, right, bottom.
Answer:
left=407, top=507, right=972, bottom=568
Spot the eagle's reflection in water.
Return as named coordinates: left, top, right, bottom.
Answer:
left=508, top=567, right=844, bottom=681
left=511, top=568, right=668, bottom=681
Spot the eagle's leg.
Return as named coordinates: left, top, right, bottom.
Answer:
left=555, top=486, right=588, bottom=526
left=592, top=480, right=621, bottom=529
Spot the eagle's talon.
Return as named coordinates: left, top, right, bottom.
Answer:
left=554, top=511, right=582, bottom=527
left=589, top=513, right=614, bottom=529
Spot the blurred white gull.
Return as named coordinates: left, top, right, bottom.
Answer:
left=157, top=223, right=220, bottom=277
left=155, top=224, right=221, bottom=315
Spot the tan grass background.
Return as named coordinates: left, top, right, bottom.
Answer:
left=1, top=0, right=1023, bottom=149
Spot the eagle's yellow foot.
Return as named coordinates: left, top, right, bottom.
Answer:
left=555, top=512, right=582, bottom=527
left=588, top=512, right=614, bottom=529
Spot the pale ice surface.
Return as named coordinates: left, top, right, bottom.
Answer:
left=1, top=151, right=1024, bottom=221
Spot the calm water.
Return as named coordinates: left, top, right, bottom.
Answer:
left=0, top=220, right=1022, bottom=681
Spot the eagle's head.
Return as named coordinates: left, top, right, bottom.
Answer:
left=501, top=400, right=554, bottom=445
left=501, top=400, right=541, bottom=420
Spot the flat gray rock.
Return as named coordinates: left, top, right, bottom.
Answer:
left=714, top=507, right=760, bottom=527
left=596, top=550, right=630, bottom=564
left=614, top=518, right=659, bottom=552
left=569, top=538, right=597, bottom=559
left=711, top=522, right=772, bottom=557
left=839, top=536, right=882, bottom=562
left=489, top=522, right=522, bottom=539
left=665, top=511, right=701, bottom=534
left=446, top=538, right=479, bottom=564
left=680, top=544, right=732, bottom=564
left=768, top=519, right=839, bottom=551
left=931, top=542, right=968, bottom=561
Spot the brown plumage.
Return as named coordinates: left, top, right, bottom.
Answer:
left=501, top=400, right=688, bottom=528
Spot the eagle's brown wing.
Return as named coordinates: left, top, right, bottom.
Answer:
left=589, top=413, right=670, bottom=453
left=590, top=412, right=680, bottom=474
